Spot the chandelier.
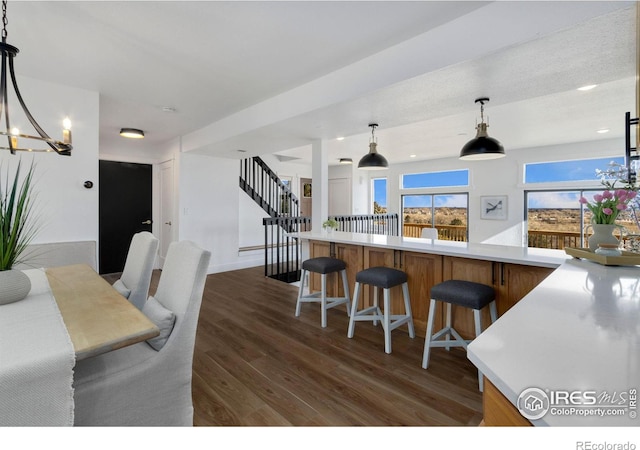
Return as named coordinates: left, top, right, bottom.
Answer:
left=0, top=1, right=72, bottom=155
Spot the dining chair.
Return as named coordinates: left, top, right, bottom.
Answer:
left=112, top=231, right=159, bottom=310
left=73, top=240, right=211, bottom=426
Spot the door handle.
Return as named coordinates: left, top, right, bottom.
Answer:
left=164, top=221, right=172, bottom=226
left=142, top=220, right=152, bottom=225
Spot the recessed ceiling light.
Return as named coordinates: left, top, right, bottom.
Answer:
left=339, top=158, right=352, bottom=164
left=336, top=137, right=345, bottom=141
left=409, top=154, right=417, bottom=158
left=597, top=129, right=610, bottom=134
left=577, top=84, right=597, bottom=91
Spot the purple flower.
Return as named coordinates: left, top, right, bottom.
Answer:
left=617, top=204, right=627, bottom=210
left=593, top=194, right=603, bottom=202
left=628, top=190, right=638, bottom=199
left=602, top=207, right=613, bottom=215
left=615, top=189, right=627, bottom=200
left=602, top=190, right=613, bottom=199
left=579, top=197, right=588, bottom=204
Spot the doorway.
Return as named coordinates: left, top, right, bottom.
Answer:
left=99, top=160, right=153, bottom=274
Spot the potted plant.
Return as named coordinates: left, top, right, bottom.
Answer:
left=0, top=160, right=38, bottom=305
left=322, top=218, right=339, bottom=233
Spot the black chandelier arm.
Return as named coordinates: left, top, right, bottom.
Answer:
left=1, top=44, right=12, bottom=154
left=8, top=55, right=68, bottom=154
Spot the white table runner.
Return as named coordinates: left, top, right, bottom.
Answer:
left=0, top=268, right=75, bottom=426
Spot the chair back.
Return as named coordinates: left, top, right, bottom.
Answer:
left=119, top=231, right=159, bottom=309
left=421, top=228, right=438, bottom=239
left=153, top=240, right=211, bottom=360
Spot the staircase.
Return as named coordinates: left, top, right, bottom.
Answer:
left=239, top=156, right=299, bottom=221
left=240, top=157, right=306, bottom=282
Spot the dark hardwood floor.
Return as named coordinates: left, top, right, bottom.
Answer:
left=105, top=266, right=483, bottom=426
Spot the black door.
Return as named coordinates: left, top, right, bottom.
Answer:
left=99, top=160, right=153, bottom=274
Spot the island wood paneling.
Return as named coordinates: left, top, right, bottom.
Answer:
left=483, top=378, right=532, bottom=426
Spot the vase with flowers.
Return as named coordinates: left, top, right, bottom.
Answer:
left=580, top=162, right=639, bottom=251
left=0, top=160, right=38, bottom=305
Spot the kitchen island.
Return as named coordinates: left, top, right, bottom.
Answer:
left=292, top=231, right=639, bottom=426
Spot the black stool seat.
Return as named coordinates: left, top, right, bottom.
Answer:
left=356, top=266, right=407, bottom=289
left=430, top=280, right=495, bottom=310
left=302, top=257, right=346, bottom=274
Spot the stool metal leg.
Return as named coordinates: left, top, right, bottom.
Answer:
left=474, top=308, right=484, bottom=392
left=422, top=298, right=437, bottom=369
left=445, top=302, right=452, bottom=351
left=340, top=269, right=351, bottom=317
left=372, top=287, right=379, bottom=326
left=489, top=301, right=498, bottom=323
left=347, top=282, right=361, bottom=338
left=383, top=288, right=391, bottom=354
left=402, top=282, right=415, bottom=338
left=321, top=273, right=327, bottom=328
left=295, top=269, right=307, bottom=317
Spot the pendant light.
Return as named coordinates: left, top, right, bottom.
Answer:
left=0, top=0, right=72, bottom=155
left=358, top=123, right=388, bottom=170
left=459, top=97, right=505, bottom=160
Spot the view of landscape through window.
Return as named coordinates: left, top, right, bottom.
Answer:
left=526, top=157, right=639, bottom=249
left=371, top=158, right=638, bottom=248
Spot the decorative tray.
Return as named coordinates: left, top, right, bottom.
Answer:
left=564, top=247, right=640, bottom=266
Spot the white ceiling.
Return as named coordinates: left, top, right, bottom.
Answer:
left=6, top=1, right=638, bottom=166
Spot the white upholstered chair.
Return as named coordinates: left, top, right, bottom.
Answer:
left=73, top=240, right=211, bottom=426
left=112, top=231, right=159, bottom=310
left=421, top=228, right=438, bottom=239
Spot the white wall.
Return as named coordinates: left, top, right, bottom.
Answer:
left=0, top=75, right=99, bottom=246
left=350, top=137, right=623, bottom=246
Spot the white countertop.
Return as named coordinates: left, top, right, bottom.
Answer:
left=467, top=258, right=640, bottom=426
left=291, top=231, right=570, bottom=268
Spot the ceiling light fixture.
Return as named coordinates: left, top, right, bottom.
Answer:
left=358, top=123, right=388, bottom=170
left=339, top=158, right=352, bottom=164
left=119, top=128, right=145, bottom=139
left=577, top=84, right=598, bottom=91
left=597, top=129, right=610, bottom=134
left=0, top=1, right=72, bottom=155
left=459, top=97, right=505, bottom=160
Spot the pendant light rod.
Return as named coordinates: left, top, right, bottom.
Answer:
left=0, top=0, right=72, bottom=155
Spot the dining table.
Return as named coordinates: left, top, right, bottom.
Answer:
left=0, top=264, right=159, bottom=426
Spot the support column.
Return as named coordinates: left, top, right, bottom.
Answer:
left=311, top=139, right=329, bottom=231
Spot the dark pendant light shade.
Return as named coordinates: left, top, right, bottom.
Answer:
left=459, top=98, right=505, bottom=160
left=358, top=123, right=389, bottom=170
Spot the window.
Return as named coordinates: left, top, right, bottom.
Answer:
left=524, top=157, right=624, bottom=184
left=525, top=157, right=634, bottom=249
left=402, top=169, right=469, bottom=189
left=525, top=189, right=637, bottom=249
left=402, top=193, right=468, bottom=241
left=372, top=178, right=387, bottom=214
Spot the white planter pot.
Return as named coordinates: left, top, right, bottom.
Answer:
left=0, top=269, right=32, bottom=305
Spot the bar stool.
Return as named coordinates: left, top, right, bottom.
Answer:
left=347, top=266, right=415, bottom=354
left=296, top=257, right=351, bottom=328
left=421, top=279, right=497, bottom=391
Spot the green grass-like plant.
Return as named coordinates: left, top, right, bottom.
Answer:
left=0, top=160, right=38, bottom=270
